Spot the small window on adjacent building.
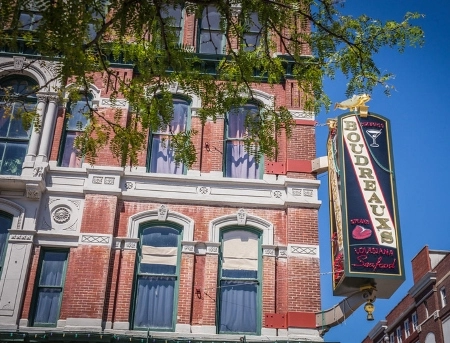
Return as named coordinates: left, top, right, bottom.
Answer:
left=0, top=211, right=12, bottom=275
left=0, top=76, right=37, bottom=175
left=412, top=311, right=418, bottom=331
left=147, top=98, right=189, bottom=174
left=396, top=326, right=402, bottom=343
left=132, top=225, right=181, bottom=330
left=58, top=94, right=91, bottom=168
left=389, top=332, right=395, bottom=343
left=224, top=103, right=261, bottom=179
left=198, top=5, right=225, bottom=54
left=31, top=250, right=69, bottom=326
left=404, top=319, right=410, bottom=338
left=441, top=287, right=447, bottom=307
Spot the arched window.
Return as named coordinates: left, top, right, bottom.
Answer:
left=0, top=76, right=37, bottom=175
left=198, top=5, right=225, bottom=54
left=224, top=103, right=262, bottom=179
left=147, top=98, right=190, bottom=174
left=132, top=225, right=181, bottom=330
left=218, top=228, right=261, bottom=334
left=0, top=211, right=12, bottom=275
left=58, top=94, right=91, bottom=167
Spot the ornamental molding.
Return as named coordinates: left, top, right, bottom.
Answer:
left=288, top=244, right=319, bottom=258
left=128, top=208, right=194, bottom=241
left=197, top=186, right=211, bottom=195
left=0, top=198, right=25, bottom=230
left=262, top=245, right=276, bottom=257
left=13, top=56, right=26, bottom=70
left=40, top=197, right=82, bottom=233
left=290, top=110, right=315, bottom=120
left=181, top=241, right=196, bottom=254
left=209, top=210, right=274, bottom=245
left=205, top=242, right=221, bottom=255
left=100, top=98, right=128, bottom=108
left=79, top=234, right=112, bottom=246
left=9, top=234, right=34, bottom=242
left=277, top=246, right=288, bottom=258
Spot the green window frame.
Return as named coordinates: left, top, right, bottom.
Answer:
left=147, top=97, right=191, bottom=174
left=31, top=249, right=69, bottom=327
left=160, top=4, right=185, bottom=47
left=58, top=94, right=92, bottom=168
left=198, top=5, right=225, bottom=54
left=131, top=223, right=182, bottom=331
left=0, top=211, right=12, bottom=276
left=0, top=76, right=37, bottom=176
left=224, top=103, right=263, bottom=179
left=217, top=227, right=262, bottom=334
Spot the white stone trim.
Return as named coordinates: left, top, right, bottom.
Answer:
left=277, top=245, right=288, bottom=258
left=128, top=207, right=194, bottom=241
left=205, top=242, right=220, bottom=255
left=287, top=244, right=319, bottom=258
left=8, top=230, right=35, bottom=242
left=209, top=209, right=273, bottom=245
left=181, top=241, right=196, bottom=254
left=0, top=198, right=25, bottom=231
left=262, top=245, right=276, bottom=257
left=79, top=233, right=112, bottom=246
left=290, top=110, right=315, bottom=121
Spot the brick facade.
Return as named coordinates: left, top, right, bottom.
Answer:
left=362, top=247, right=450, bottom=343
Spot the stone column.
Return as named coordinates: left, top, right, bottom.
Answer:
left=36, top=95, right=59, bottom=163
left=23, top=94, right=47, bottom=166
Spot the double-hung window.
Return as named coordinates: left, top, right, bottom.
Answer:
left=242, top=13, right=262, bottom=51
left=198, top=5, right=225, bottom=54
left=18, top=0, right=43, bottom=31
left=218, top=229, right=261, bottom=334
left=412, top=311, right=418, bottom=331
left=132, top=225, right=181, bottom=330
left=160, top=5, right=184, bottom=47
left=0, top=211, right=12, bottom=275
left=404, top=319, right=410, bottom=338
left=148, top=98, right=189, bottom=174
left=0, top=77, right=36, bottom=175
left=58, top=95, right=91, bottom=167
left=225, top=103, right=261, bottom=179
left=441, top=287, right=447, bottom=307
left=31, top=250, right=69, bottom=326
left=396, top=326, right=402, bottom=343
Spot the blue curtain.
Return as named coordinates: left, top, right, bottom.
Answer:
left=219, top=281, right=257, bottom=333
left=133, top=276, right=175, bottom=329
left=33, top=251, right=67, bottom=325
left=34, top=289, right=61, bottom=324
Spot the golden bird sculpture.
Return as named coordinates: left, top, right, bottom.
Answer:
left=334, top=94, right=371, bottom=111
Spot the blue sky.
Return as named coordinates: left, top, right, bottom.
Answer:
left=316, top=1, right=450, bottom=342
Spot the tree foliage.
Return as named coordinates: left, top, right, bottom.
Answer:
left=0, top=0, right=424, bottom=167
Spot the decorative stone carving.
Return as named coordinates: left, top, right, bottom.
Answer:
left=32, top=166, right=44, bottom=178
left=80, top=235, right=111, bottom=245
left=124, top=241, right=137, bottom=250
left=168, top=82, right=179, bottom=93
left=197, top=186, right=211, bottom=195
left=26, top=187, right=41, bottom=199
left=290, top=110, right=315, bottom=120
left=182, top=242, right=195, bottom=253
left=104, top=177, right=115, bottom=185
left=292, top=189, right=303, bottom=196
left=206, top=245, right=219, bottom=254
left=263, top=248, right=276, bottom=256
left=272, top=190, right=283, bottom=198
left=52, top=207, right=71, bottom=224
left=277, top=246, right=288, bottom=258
left=237, top=208, right=247, bottom=226
left=288, top=244, right=319, bottom=258
left=92, top=176, right=103, bottom=184
left=13, top=56, right=26, bottom=70
left=125, top=181, right=134, bottom=190
left=100, top=98, right=128, bottom=107
left=303, top=189, right=313, bottom=197
left=9, top=234, right=33, bottom=242
left=158, top=205, right=169, bottom=221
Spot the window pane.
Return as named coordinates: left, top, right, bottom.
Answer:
left=161, top=6, right=183, bottom=27
left=149, top=136, right=183, bottom=174
left=0, top=213, right=12, bottom=270
left=225, top=142, right=259, bottom=179
left=39, top=251, right=67, bottom=287
left=201, top=6, right=221, bottom=29
left=199, top=32, right=224, bottom=54
left=60, top=132, right=82, bottom=168
left=33, top=288, right=62, bottom=324
left=226, top=104, right=258, bottom=139
left=134, top=276, right=175, bottom=329
left=219, top=281, right=257, bottom=333
left=0, top=142, right=27, bottom=175
left=67, top=100, right=90, bottom=131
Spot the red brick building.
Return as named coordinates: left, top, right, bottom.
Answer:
left=362, top=246, right=450, bottom=343
left=0, top=3, right=330, bottom=343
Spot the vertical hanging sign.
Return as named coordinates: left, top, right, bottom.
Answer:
left=329, top=112, right=404, bottom=298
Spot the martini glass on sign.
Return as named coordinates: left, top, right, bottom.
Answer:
left=366, top=129, right=382, bottom=147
